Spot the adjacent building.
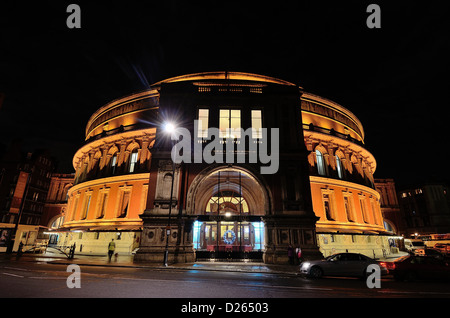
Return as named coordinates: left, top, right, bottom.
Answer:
left=0, top=141, right=54, bottom=252
left=398, top=183, right=450, bottom=237
left=375, top=178, right=403, bottom=234
left=41, top=173, right=74, bottom=246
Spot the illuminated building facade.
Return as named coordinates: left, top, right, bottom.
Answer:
left=301, top=92, right=392, bottom=258
left=60, top=72, right=393, bottom=263
left=61, top=89, right=158, bottom=255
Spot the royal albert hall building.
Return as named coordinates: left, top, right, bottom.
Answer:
left=57, top=72, right=393, bottom=264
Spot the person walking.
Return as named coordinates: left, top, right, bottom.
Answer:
left=287, top=244, right=294, bottom=265
left=296, top=247, right=303, bottom=264
left=108, top=239, right=116, bottom=262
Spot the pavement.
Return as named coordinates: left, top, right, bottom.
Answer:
left=1, top=250, right=410, bottom=277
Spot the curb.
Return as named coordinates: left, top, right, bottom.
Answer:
left=44, top=259, right=300, bottom=276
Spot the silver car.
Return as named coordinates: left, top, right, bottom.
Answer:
left=300, top=252, right=388, bottom=278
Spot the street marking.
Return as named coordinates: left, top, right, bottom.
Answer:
left=2, top=272, right=24, bottom=278
left=378, top=290, right=450, bottom=296
left=29, top=277, right=67, bottom=280
left=3, top=266, right=31, bottom=272
left=237, top=283, right=333, bottom=291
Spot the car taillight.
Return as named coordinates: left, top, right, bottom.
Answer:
left=380, top=262, right=395, bottom=270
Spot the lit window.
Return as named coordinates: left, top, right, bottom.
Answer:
left=70, top=196, right=79, bottom=221
left=206, top=191, right=249, bottom=215
left=219, top=109, right=241, bottom=138
left=129, top=149, right=138, bottom=173
left=80, top=193, right=91, bottom=220
left=197, top=109, right=209, bottom=138
left=251, top=110, right=262, bottom=139
left=322, top=193, right=334, bottom=221
left=336, top=156, right=343, bottom=179
left=344, top=195, right=355, bottom=222
left=360, top=198, right=369, bottom=223
left=371, top=200, right=380, bottom=225
left=118, top=190, right=131, bottom=218
left=110, top=154, right=118, bottom=174
left=316, top=150, right=326, bottom=176
left=97, top=191, right=109, bottom=219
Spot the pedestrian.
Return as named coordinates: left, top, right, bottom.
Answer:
left=108, top=239, right=115, bottom=261
left=288, top=244, right=294, bottom=265
left=296, top=247, right=303, bottom=264
left=16, top=241, right=24, bottom=259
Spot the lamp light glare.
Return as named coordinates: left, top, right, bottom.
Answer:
left=164, top=122, right=175, bottom=133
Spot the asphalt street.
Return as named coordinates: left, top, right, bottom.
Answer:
left=1, top=256, right=450, bottom=299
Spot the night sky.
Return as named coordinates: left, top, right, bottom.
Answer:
left=1, top=1, right=449, bottom=190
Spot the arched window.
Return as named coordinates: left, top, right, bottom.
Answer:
left=316, top=150, right=326, bottom=176
left=128, top=149, right=139, bottom=173
left=206, top=190, right=249, bottom=215
left=336, top=155, right=344, bottom=179
left=110, top=153, right=118, bottom=175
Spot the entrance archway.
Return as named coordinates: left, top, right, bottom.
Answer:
left=186, top=166, right=270, bottom=261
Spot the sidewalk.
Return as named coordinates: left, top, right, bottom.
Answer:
left=8, top=251, right=301, bottom=276
left=377, top=251, right=410, bottom=261
left=2, top=251, right=410, bottom=276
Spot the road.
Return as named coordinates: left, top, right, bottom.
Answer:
left=0, top=255, right=450, bottom=315
left=1, top=256, right=450, bottom=301
left=1, top=256, right=447, bottom=316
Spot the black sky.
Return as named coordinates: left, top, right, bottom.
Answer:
left=1, top=1, right=449, bottom=190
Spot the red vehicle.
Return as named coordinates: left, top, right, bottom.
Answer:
left=381, top=255, right=450, bottom=281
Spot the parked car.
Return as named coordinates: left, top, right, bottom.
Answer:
left=433, top=243, right=450, bottom=256
left=299, top=252, right=388, bottom=279
left=423, top=249, right=445, bottom=260
left=404, top=239, right=426, bottom=255
left=387, top=255, right=450, bottom=281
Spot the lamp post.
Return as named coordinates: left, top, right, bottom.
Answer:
left=163, top=122, right=176, bottom=267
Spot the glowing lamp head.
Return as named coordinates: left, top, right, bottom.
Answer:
left=163, top=122, right=176, bottom=134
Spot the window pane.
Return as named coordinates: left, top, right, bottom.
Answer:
left=129, top=150, right=138, bottom=173
left=220, top=109, right=241, bottom=138
left=111, top=154, right=117, bottom=174
left=219, top=118, right=229, bottom=138
left=251, top=110, right=262, bottom=139
left=360, top=199, right=368, bottom=223
left=230, top=109, right=240, bottom=118
left=336, top=156, right=343, bottom=179
left=230, top=117, right=241, bottom=138
left=119, top=192, right=130, bottom=218
left=98, top=192, right=108, bottom=218
left=316, top=150, right=326, bottom=176
left=198, top=109, right=209, bottom=138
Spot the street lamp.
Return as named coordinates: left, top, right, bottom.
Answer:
left=163, top=122, right=175, bottom=134
left=163, top=121, right=176, bottom=267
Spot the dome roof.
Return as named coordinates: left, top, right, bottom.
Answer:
left=151, top=71, right=297, bottom=87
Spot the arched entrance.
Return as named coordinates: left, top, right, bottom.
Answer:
left=187, top=166, right=270, bottom=261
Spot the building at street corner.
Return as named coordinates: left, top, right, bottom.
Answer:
left=58, top=72, right=395, bottom=264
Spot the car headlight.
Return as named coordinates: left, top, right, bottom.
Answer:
left=301, top=262, right=311, bottom=269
